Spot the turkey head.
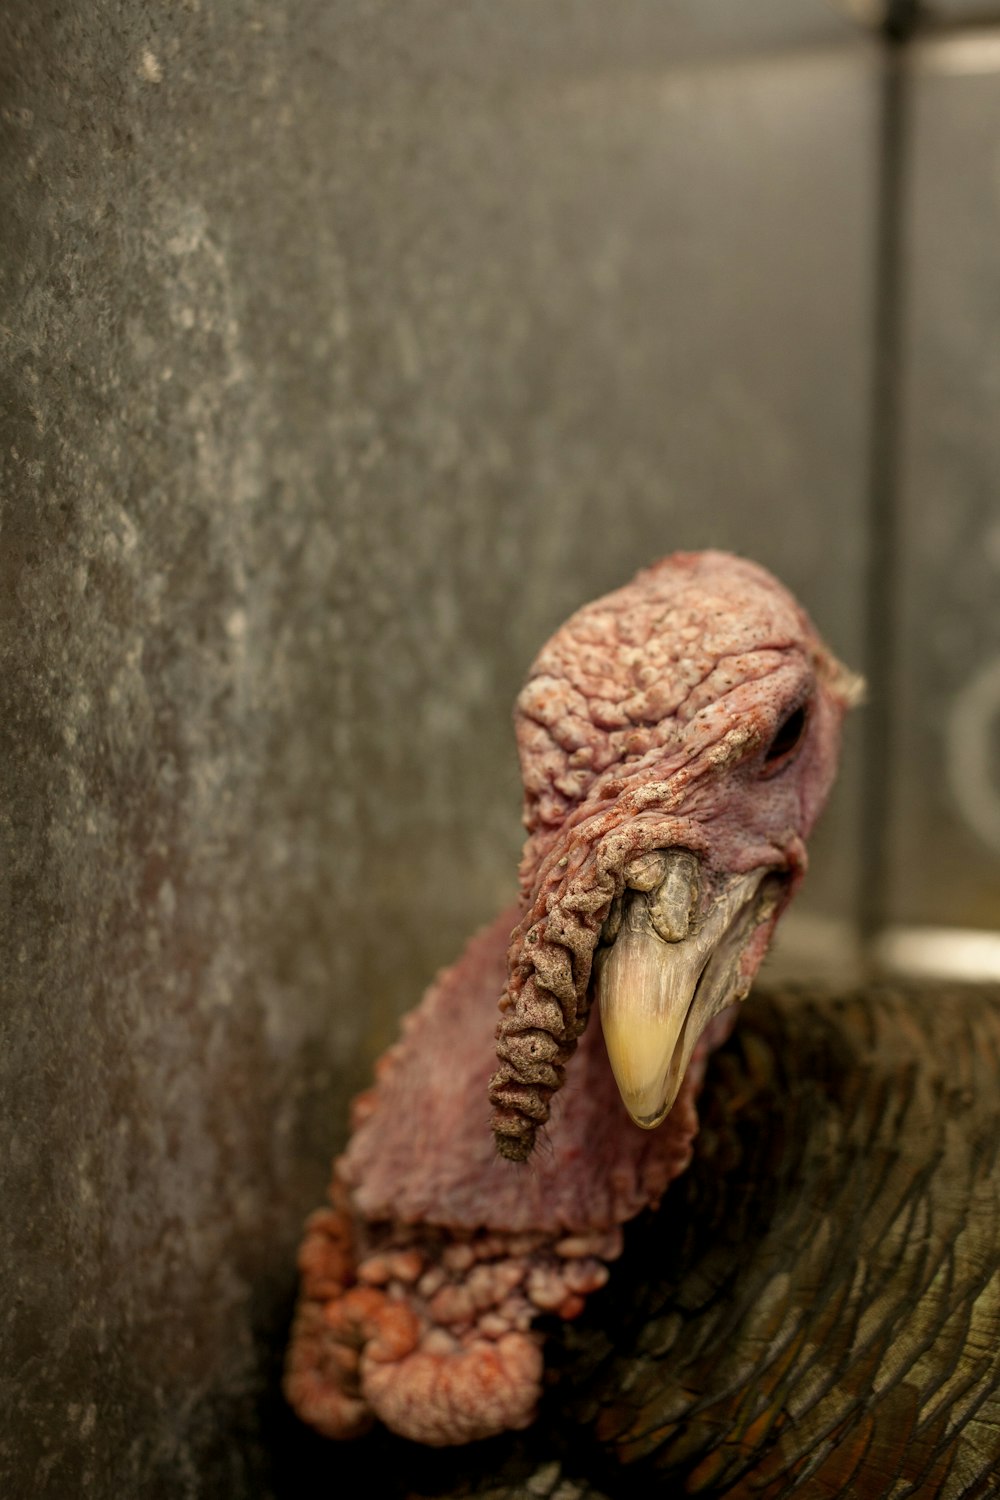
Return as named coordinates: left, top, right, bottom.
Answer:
left=491, top=550, right=860, bottom=1159
left=285, top=551, right=859, bottom=1448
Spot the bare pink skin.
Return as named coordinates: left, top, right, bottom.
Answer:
left=285, top=552, right=858, bottom=1447
left=286, top=909, right=732, bottom=1445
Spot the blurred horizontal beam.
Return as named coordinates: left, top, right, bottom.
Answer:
left=912, top=27, right=1000, bottom=67
left=875, top=927, right=1000, bottom=980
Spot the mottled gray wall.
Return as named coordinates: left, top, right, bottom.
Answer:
left=2, top=2, right=997, bottom=1496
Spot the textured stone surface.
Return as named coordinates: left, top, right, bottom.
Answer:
left=887, top=41, right=1000, bottom=928
left=1, top=3, right=875, bottom=1495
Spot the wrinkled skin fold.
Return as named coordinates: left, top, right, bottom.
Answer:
left=285, top=908, right=725, bottom=1446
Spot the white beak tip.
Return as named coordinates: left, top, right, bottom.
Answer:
left=626, top=1103, right=671, bottom=1130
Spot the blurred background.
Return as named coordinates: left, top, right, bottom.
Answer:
left=2, top=0, right=999, bottom=1493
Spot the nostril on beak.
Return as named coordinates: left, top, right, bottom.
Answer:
left=648, top=850, right=701, bottom=943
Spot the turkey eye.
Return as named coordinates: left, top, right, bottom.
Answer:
left=764, top=704, right=808, bottom=766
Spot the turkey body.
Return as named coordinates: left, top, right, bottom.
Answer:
left=287, top=553, right=864, bottom=1447
left=284, top=554, right=1000, bottom=1491
left=341, top=980, right=1000, bottom=1500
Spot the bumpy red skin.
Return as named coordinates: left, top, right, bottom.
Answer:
left=285, top=551, right=857, bottom=1447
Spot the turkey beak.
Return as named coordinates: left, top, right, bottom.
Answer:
left=595, top=851, right=779, bottom=1129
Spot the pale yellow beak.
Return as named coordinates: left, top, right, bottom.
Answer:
left=595, top=854, right=776, bottom=1129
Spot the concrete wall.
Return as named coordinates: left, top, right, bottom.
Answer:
left=2, top=2, right=997, bottom=1495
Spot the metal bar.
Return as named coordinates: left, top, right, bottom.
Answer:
left=859, top=20, right=914, bottom=952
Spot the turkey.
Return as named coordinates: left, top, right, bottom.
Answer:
left=284, top=552, right=1000, bottom=1497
